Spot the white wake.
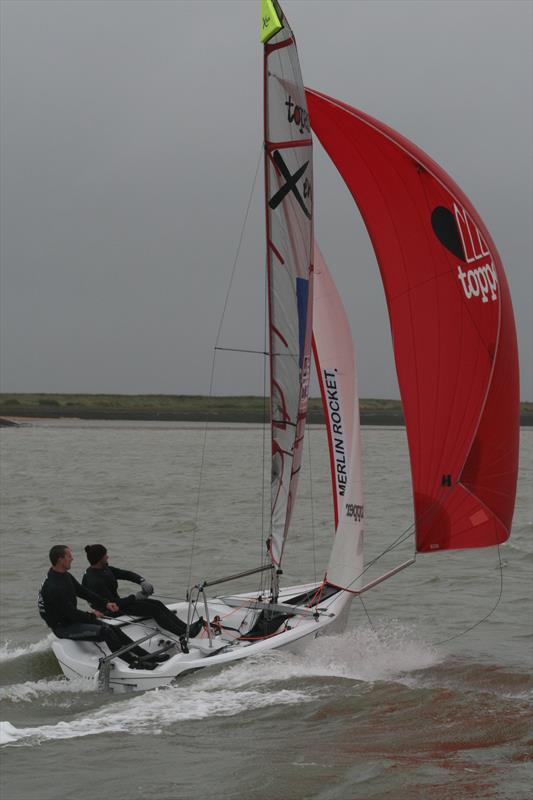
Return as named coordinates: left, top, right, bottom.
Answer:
left=1, top=623, right=440, bottom=746
left=200, top=623, right=441, bottom=691
left=0, top=684, right=309, bottom=745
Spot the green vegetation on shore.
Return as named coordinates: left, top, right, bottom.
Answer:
left=1, top=394, right=532, bottom=425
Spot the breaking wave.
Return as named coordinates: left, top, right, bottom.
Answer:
left=0, top=623, right=440, bottom=747
left=0, top=685, right=309, bottom=745
left=0, top=676, right=98, bottom=704
left=199, top=622, right=441, bottom=691
left=0, top=636, right=53, bottom=663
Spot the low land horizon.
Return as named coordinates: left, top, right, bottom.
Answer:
left=1, top=393, right=532, bottom=426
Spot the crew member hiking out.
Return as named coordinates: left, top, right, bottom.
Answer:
left=38, top=545, right=166, bottom=670
left=82, top=544, right=204, bottom=640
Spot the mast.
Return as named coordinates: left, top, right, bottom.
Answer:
left=261, top=1, right=314, bottom=572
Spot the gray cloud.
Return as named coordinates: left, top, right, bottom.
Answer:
left=1, top=0, right=531, bottom=399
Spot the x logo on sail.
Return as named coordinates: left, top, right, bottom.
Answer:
left=269, top=150, right=311, bottom=219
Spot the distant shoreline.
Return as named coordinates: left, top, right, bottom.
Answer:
left=1, top=394, right=532, bottom=426
left=0, top=394, right=405, bottom=425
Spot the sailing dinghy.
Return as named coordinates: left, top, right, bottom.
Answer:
left=52, top=1, right=519, bottom=692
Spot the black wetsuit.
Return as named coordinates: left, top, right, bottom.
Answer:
left=82, top=565, right=191, bottom=637
left=38, top=569, right=149, bottom=663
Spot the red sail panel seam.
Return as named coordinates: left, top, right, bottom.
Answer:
left=468, top=442, right=520, bottom=470
left=269, top=240, right=285, bottom=264
left=466, top=481, right=517, bottom=498
left=385, top=265, right=453, bottom=301
left=274, top=447, right=294, bottom=457
left=272, top=419, right=296, bottom=428
left=272, top=378, right=290, bottom=420
left=266, top=139, right=313, bottom=151
left=265, top=37, right=294, bottom=54
left=271, top=323, right=289, bottom=348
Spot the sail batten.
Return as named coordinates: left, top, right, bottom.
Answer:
left=307, top=88, right=519, bottom=553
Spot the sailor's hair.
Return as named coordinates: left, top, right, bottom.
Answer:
left=49, top=545, right=69, bottom=565
left=84, top=544, right=107, bottom=565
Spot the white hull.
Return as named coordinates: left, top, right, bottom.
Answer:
left=52, top=583, right=352, bottom=692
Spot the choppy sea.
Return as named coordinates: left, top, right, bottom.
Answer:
left=0, top=421, right=531, bottom=799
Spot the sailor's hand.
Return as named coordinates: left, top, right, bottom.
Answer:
left=93, top=610, right=104, bottom=619
left=140, top=580, right=154, bottom=596
left=106, top=602, right=119, bottom=613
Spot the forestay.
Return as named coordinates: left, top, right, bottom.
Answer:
left=306, top=89, right=519, bottom=553
left=262, top=2, right=314, bottom=566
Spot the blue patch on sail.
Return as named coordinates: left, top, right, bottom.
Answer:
left=296, top=278, right=309, bottom=368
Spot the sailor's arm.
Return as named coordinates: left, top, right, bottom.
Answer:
left=72, top=576, right=118, bottom=614
left=111, top=566, right=154, bottom=596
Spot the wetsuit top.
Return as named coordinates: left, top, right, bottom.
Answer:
left=82, top=566, right=145, bottom=610
left=38, top=569, right=106, bottom=629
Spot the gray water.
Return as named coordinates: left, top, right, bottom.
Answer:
left=0, top=421, right=531, bottom=800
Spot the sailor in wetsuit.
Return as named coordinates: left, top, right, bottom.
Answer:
left=82, top=544, right=204, bottom=639
left=38, top=545, right=165, bottom=670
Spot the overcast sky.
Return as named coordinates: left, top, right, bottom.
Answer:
left=1, top=0, right=531, bottom=399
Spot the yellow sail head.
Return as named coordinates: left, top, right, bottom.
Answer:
left=260, top=0, right=283, bottom=44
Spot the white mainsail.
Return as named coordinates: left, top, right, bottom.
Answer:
left=263, top=3, right=314, bottom=566
left=313, top=243, right=364, bottom=591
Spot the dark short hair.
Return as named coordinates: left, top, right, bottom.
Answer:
left=49, top=545, right=69, bottom=565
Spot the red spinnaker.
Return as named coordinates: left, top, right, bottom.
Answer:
left=306, top=88, right=519, bottom=552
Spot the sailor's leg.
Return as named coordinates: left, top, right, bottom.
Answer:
left=108, top=623, right=155, bottom=659
left=125, top=598, right=197, bottom=637
left=53, top=622, right=138, bottom=664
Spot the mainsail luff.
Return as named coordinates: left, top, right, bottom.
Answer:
left=306, top=88, right=520, bottom=553
left=263, top=7, right=314, bottom=566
